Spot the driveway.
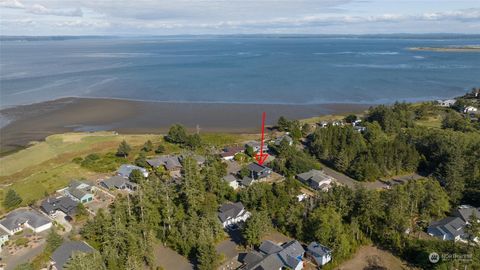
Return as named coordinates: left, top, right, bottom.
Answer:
left=1, top=238, right=46, bottom=270
left=152, top=243, right=193, bottom=270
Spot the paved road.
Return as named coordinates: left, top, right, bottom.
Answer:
left=322, top=165, right=422, bottom=190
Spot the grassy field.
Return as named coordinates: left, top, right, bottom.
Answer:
left=0, top=131, right=256, bottom=214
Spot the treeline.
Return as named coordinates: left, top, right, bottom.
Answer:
left=309, top=123, right=420, bottom=181
left=307, top=102, right=480, bottom=205
left=238, top=178, right=479, bottom=269
left=81, top=156, right=234, bottom=270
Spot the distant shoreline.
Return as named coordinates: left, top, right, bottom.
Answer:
left=408, top=46, right=480, bottom=52
left=0, top=97, right=371, bottom=154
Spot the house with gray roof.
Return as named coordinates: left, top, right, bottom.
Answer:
left=50, top=241, right=95, bottom=270
left=245, top=141, right=268, bottom=154
left=180, top=154, right=206, bottom=166
left=63, top=180, right=94, bottom=204
left=40, top=196, right=78, bottom=217
left=240, top=176, right=255, bottom=188
left=220, top=146, right=244, bottom=160
left=274, top=134, right=293, bottom=146
left=223, top=174, right=239, bottom=190
left=307, top=242, right=332, bottom=266
left=218, top=202, right=250, bottom=228
left=427, top=216, right=466, bottom=241
left=0, top=209, right=52, bottom=235
left=100, top=175, right=138, bottom=191
left=117, top=164, right=149, bottom=178
left=147, top=155, right=183, bottom=177
left=452, top=205, right=480, bottom=223
left=242, top=240, right=305, bottom=270
left=296, top=169, right=335, bottom=191
left=247, top=163, right=272, bottom=181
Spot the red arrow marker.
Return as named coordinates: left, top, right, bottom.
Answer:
left=254, top=112, right=269, bottom=165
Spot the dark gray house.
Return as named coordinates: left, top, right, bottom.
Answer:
left=40, top=196, right=78, bottom=217
left=50, top=241, right=95, bottom=270
left=452, top=205, right=480, bottom=223
left=100, top=175, right=138, bottom=191
left=427, top=216, right=466, bottom=241
left=242, top=240, right=305, bottom=270
left=247, top=163, right=272, bottom=180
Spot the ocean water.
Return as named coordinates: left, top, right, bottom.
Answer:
left=1, top=36, right=479, bottom=108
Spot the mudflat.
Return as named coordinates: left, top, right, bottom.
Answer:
left=0, top=97, right=370, bottom=153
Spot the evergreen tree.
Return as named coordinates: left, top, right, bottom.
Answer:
left=277, top=116, right=290, bottom=131
left=3, top=189, right=22, bottom=209
left=135, top=152, right=148, bottom=168
left=116, top=140, right=131, bottom=158
left=155, top=144, right=166, bottom=154
left=142, top=140, right=154, bottom=152
left=243, top=211, right=271, bottom=247
left=46, top=229, right=63, bottom=254
left=166, top=124, right=188, bottom=144
left=129, top=169, right=145, bottom=183
left=65, top=251, right=106, bottom=270
left=197, top=243, right=219, bottom=270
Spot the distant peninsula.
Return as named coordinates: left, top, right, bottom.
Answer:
left=408, top=45, right=480, bottom=52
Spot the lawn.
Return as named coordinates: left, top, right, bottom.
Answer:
left=415, top=115, right=443, bottom=128
left=0, top=131, right=255, bottom=214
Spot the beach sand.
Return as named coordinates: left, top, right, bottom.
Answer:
left=0, top=97, right=370, bottom=153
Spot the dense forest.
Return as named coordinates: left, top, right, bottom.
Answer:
left=307, top=102, right=480, bottom=205
left=49, top=99, right=480, bottom=270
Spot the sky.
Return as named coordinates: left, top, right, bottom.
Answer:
left=1, top=0, right=479, bottom=35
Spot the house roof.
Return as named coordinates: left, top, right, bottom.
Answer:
left=146, top=156, right=182, bottom=170
left=278, top=240, right=305, bottom=268
left=241, top=176, right=254, bottom=187
left=223, top=174, right=238, bottom=183
left=117, top=164, right=148, bottom=177
left=68, top=188, right=89, bottom=201
left=244, top=240, right=305, bottom=270
left=247, top=163, right=268, bottom=174
left=0, top=228, right=9, bottom=237
left=452, top=206, right=480, bottom=223
left=51, top=241, right=94, bottom=270
left=220, top=146, right=244, bottom=158
left=218, top=202, right=245, bottom=223
left=101, top=175, right=128, bottom=189
left=242, top=251, right=264, bottom=266
left=0, top=209, right=51, bottom=231
left=307, top=242, right=331, bottom=257
left=297, top=169, right=332, bottom=184
left=259, top=240, right=283, bottom=255
left=41, top=197, right=78, bottom=216
left=274, top=135, right=293, bottom=145
left=429, top=216, right=466, bottom=238
left=180, top=154, right=206, bottom=165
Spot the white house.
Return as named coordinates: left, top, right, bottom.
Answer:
left=437, top=99, right=456, bottom=107
left=464, top=106, right=478, bottom=114
left=0, top=209, right=53, bottom=235
left=223, top=174, right=239, bottom=190
left=218, top=202, right=250, bottom=228
left=220, top=146, right=244, bottom=161
left=296, top=170, right=335, bottom=191
left=0, top=228, right=9, bottom=251
left=117, top=164, right=149, bottom=178
left=307, top=242, right=332, bottom=266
